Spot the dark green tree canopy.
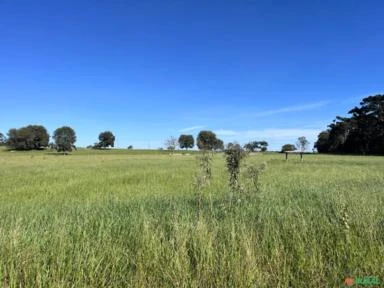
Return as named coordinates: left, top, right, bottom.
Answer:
left=314, top=131, right=330, bottom=153
left=244, top=141, right=268, bottom=152
left=315, top=94, right=384, bottom=155
left=197, top=130, right=221, bottom=150
left=98, top=131, right=115, bottom=148
left=6, top=125, right=49, bottom=150
left=178, top=134, right=194, bottom=150
left=0, top=132, right=6, bottom=145
left=213, top=138, right=224, bottom=151
left=53, top=126, right=76, bottom=153
left=281, top=144, right=296, bottom=152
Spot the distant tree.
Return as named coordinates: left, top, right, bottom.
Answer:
left=127, top=145, right=133, bottom=150
left=244, top=141, right=268, bottom=152
left=326, top=117, right=352, bottom=152
left=281, top=144, right=296, bottom=152
left=197, top=130, right=219, bottom=150
left=0, top=132, right=6, bottom=146
left=296, top=136, right=309, bottom=152
left=6, top=125, right=49, bottom=150
left=92, top=142, right=102, bottom=149
left=314, top=131, right=330, bottom=153
left=261, top=147, right=267, bottom=152
left=227, top=142, right=242, bottom=150
left=315, top=95, right=384, bottom=155
left=259, top=141, right=268, bottom=152
left=98, top=131, right=115, bottom=148
left=344, top=95, right=384, bottom=154
left=178, top=134, right=194, bottom=150
left=213, top=138, right=224, bottom=151
left=244, top=142, right=253, bottom=152
left=53, top=126, right=76, bottom=154
left=165, top=136, right=178, bottom=151
left=231, top=142, right=257, bottom=151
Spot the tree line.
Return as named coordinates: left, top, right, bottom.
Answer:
left=1, top=125, right=116, bottom=153
left=2, top=96, right=381, bottom=155
left=1, top=126, right=273, bottom=153
left=314, top=94, right=384, bottom=155
left=166, top=131, right=224, bottom=151
left=168, top=131, right=270, bottom=152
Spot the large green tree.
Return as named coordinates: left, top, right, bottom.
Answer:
left=53, top=126, right=76, bottom=154
left=98, top=131, right=115, bottom=148
left=326, top=117, right=351, bottom=152
left=315, top=94, right=384, bottom=155
left=196, top=130, right=222, bottom=150
left=6, top=125, right=49, bottom=150
left=345, top=95, right=384, bottom=154
left=314, top=131, right=330, bottom=153
left=178, top=134, right=194, bottom=150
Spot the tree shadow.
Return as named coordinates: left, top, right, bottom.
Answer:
left=45, top=152, right=72, bottom=156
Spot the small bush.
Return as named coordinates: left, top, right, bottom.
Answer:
left=224, top=144, right=248, bottom=193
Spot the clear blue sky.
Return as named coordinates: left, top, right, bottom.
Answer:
left=1, top=0, right=383, bottom=150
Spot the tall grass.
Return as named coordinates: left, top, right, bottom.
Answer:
left=0, top=150, right=383, bottom=287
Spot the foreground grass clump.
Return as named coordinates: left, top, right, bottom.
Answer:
left=0, top=149, right=383, bottom=287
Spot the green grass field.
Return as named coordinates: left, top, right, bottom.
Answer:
left=0, top=148, right=383, bottom=287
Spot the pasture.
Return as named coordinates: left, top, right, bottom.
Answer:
left=0, top=149, right=383, bottom=287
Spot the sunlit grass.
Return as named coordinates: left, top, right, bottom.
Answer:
left=0, top=149, right=383, bottom=287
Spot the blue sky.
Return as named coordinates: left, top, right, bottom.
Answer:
left=0, top=0, right=383, bottom=150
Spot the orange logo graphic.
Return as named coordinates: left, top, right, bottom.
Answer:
left=344, top=277, right=354, bottom=286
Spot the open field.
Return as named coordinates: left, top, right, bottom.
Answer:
left=0, top=149, right=383, bottom=287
